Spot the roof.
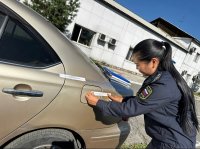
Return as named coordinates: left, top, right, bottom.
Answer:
left=151, top=17, right=193, bottom=38
left=100, top=0, right=190, bottom=51
left=151, top=18, right=200, bottom=46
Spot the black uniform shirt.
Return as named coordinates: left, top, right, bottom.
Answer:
left=96, top=71, right=196, bottom=148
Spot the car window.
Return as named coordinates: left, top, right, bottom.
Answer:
left=0, top=12, right=6, bottom=28
left=0, top=17, right=61, bottom=68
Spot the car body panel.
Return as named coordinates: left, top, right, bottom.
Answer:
left=0, top=63, right=65, bottom=140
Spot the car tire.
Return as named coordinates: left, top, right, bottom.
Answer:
left=4, top=129, right=80, bottom=149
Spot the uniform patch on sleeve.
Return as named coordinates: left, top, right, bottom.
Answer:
left=138, top=86, right=152, bottom=100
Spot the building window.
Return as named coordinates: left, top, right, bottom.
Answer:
left=126, top=47, right=134, bottom=61
left=71, top=24, right=95, bottom=46
left=194, top=53, right=200, bottom=63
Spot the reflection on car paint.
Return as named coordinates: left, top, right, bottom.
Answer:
left=59, top=73, right=86, bottom=82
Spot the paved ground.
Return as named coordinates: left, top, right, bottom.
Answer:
left=108, top=67, right=200, bottom=147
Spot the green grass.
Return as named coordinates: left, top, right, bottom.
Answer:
left=120, top=143, right=147, bottom=149
left=194, top=92, right=200, bottom=97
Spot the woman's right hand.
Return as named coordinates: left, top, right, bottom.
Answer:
left=108, top=94, right=123, bottom=103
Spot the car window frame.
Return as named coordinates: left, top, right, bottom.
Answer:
left=0, top=2, right=62, bottom=69
left=0, top=11, right=8, bottom=40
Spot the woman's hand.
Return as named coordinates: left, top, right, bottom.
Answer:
left=85, top=91, right=99, bottom=106
left=108, top=94, right=123, bottom=103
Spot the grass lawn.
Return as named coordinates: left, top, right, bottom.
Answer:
left=121, top=143, right=147, bottom=149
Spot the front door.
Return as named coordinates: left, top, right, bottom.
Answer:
left=0, top=11, right=65, bottom=138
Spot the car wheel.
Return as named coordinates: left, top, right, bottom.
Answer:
left=4, top=129, right=80, bottom=149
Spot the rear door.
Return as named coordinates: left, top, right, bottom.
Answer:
left=0, top=12, right=65, bottom=139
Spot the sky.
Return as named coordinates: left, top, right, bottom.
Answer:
left=115, top=0, right=200, bottom=41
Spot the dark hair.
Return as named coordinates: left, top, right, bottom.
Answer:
left=133, top=39, right=199, bottom=134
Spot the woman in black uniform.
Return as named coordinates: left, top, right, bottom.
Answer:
left=85, top=39, right=199, bottom=149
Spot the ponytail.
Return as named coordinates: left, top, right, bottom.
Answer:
left=161, top=42, right=199, bottom=134
left=133, top=39, right=199, bottom=134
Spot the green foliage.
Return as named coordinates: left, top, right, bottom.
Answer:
left=24, top=0, right=80, bottom=33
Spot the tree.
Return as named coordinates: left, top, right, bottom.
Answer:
left=24, top=0, right=80, bottom=33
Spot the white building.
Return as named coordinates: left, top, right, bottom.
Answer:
left=67, top=0, right=200, bottom=86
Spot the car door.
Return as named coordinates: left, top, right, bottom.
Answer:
left=0, top=12, right=65, bottom=139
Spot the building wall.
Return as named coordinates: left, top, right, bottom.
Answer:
left=173, top=37, right=191, bottom=49
left=67, top=0, right=186, bottom=76
left=180, top=42, right=200, bottom=86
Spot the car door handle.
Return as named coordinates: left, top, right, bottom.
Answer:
left=2, top=88, right=43, bottom=97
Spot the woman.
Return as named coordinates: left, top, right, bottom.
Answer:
left=85, top=39, right=199, bottom=149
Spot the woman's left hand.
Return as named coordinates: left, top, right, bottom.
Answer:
left=85, top=91, right=99, bottom=106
